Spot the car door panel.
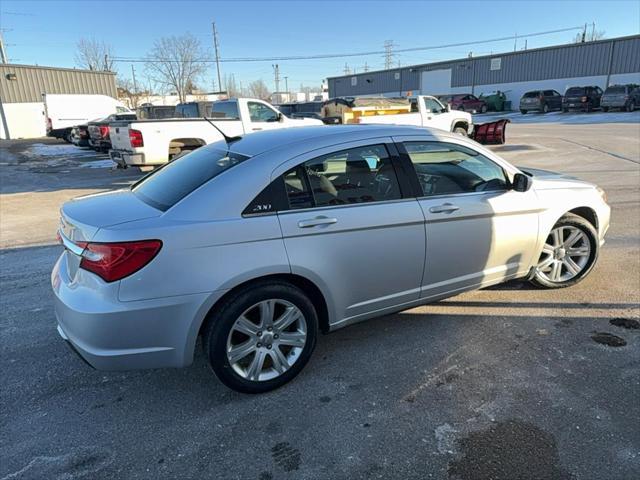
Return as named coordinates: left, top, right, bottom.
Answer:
left=393, top=136, right=540, bottom=299
left=274, top=139, right=426, bottom=326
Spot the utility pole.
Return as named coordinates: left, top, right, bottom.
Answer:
left=363, top=62, right=369, bottom=72
left=212, top=22, right=223, bottom=92
left=272, top=64, right=280, bottom=100
left=131, top=64, right=138, bottom=93
left=284, top=76, right=289, bottom=101
left=581, top=23, right=587, bottom=42
left=591, top=21, right=596, bottom=41
left=513, top=32, right=517, bottom=52
left=104, top=54, right=109, bottom=71
left=384, top=40, right=394, bottom=70
left=0, top=32, right=8, bottom=64
left=343, top=63, right=350, bottom=75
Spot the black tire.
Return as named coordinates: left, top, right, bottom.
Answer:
left=627, top=101, right=635, bottom=112
left=586, top=103, right=592, bottom=113
left=602, top=106, right=609, bottom=112
left=562, top=107, right=568, bottom=113
left=530, top=213, right=599, bottom=289
left=542, top=104, right=549, bottom=114
left=480, top=104, right=488, bottom=113
left=202, top=281, right=318, bottom=393
left=453, top=126, right=468, bottom=136
left=520, top=109, right=527, bottom=115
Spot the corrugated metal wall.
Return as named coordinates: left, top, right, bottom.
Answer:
left=328, top=35, right=640, bottom=97
left=0, top=64, right=117, bottom=103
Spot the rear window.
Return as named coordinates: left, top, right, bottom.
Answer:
left=566, top=87, right=585, bottom=96
left=605, top=86, right=626, bottom=94
left=211, top=101, right=240, bottom=119
left=523, top=91, right=540, bottom=98
left=132, top=144, right=250, bottom=211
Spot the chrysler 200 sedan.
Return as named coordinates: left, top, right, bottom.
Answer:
left=52, top=125, right=610, bottom=393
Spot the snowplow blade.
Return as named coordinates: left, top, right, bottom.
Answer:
left=471, top=119, right=510, bottom=145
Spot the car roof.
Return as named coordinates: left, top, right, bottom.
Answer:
left=226, top=124, right=442, bottom=157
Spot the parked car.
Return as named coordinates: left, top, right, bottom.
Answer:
left=562, top=86, right=603, bottom=112
left=44, top=94, right=132, bottom=142
left=601, top=84, right=640, bottom=112
left=519, top=90, right=563, bottom=114
left=479, top=90, right=507, bottom=112
left=70, top=124, right=90, bottom=147
left=88, top=113, right=137, bottom=152
left=356, top=95, right=472, bottom=136
left=437, top=94, right=488, bottom=113
left=108, top=98, right=323, bottom=170
left=53, top=125, right=610, bottom=393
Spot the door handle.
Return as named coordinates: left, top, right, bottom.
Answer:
left=252, top=127, right=262, bottom=131
left=429, top=203, right=459, bottom=214
left=297, top=217, right=338, bottom=228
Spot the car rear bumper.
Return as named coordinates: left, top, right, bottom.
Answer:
left=109, top=150, right=145, bottom=168
left=600, top=99, right=627, bottom=108
left=52, top=254, right=213, bottom=371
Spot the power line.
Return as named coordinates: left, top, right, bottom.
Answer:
left=111, top=25, right=585, bottom=64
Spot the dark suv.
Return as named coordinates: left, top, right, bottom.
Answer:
left=601, top=84, right=640, bottom=112
left=563, top=86, right=603, bottom=112
left=519, top=90, right=563, bottom=114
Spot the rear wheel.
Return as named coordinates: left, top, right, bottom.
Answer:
left=562, top=107, right=569, bottom=113
left=627, top=101, right=635, bottom=112
left=602, top=106, right=609, bottom=112
left=480, top=105, right=488, bottom=113
left=542, top=104, right=549, bottom=114
left=520, top=109, right=527, bottom=115
left=530, top=214, right=598, bottom=289
left=203, top=282, right=318, bottom=393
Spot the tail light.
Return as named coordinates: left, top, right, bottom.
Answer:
left=581, top=96, right=588, bottom=102
left=129, top=129, right=144, bottom=148
left=99, top=125, right=110, bottom=139
left=46, top=118, right=52, bottom=132
left=79, top=240, right=162, bottom=282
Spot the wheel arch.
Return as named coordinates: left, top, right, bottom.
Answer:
left=568, top=206, right=598, bottom=231
left=197, top=273, right=331, bottom=340
left=450, top=118, right=469, bottom=133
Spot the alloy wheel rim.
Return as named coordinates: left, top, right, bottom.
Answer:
left=226, top=299, right=307, bottom=382
left=536, top=226, right=591, bottom=283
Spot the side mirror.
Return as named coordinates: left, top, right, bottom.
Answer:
left=512, top=173, right=532, bottom=192
left=277, top=112, right=285, bottom=122
left=446, top=103, right=451, bottom=112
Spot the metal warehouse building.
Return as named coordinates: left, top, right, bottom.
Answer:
left=327, top=35, right=640, bottom=108
left=0, top=64, right=117, bottom=139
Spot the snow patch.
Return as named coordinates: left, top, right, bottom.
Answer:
left=23, top=143, right=94, bottom=158
left=435, top=423, right=458, bottom=454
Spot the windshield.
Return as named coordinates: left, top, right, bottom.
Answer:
left=132, top=144, right=250, bottom=211
left=605, top=86, right=626, bottom=94
left=566, top=87, right=585, bottom=96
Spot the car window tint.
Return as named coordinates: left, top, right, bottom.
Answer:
left=282, top=145, right=402, bottom=209
left=523, top=91, right=539, bottom=98
left=283, top=166, right=314, bottom=209
left=132, top=145, right=250, bottom=211
left=248, top=102, right=279, bottom=122
left=211, top=101, right=240, bottom=119
left=403, top=142, right=508, bottom=196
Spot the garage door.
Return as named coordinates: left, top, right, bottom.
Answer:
left=421, top=69, right=452, bottom=96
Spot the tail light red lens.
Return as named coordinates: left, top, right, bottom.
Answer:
left=99, top=125, right=110, bottom=139
left=129, top=129, right=144, bottom=148
left=79, top=240, right=162, bottom=282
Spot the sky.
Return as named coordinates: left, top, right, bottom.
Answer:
left=1, top=0, right=639, bottom=93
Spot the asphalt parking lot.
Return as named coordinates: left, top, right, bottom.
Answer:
left=1, top=118, right=639, bottom=480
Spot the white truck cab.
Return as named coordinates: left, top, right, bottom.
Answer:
left=109, top=98, right=322, bottom=169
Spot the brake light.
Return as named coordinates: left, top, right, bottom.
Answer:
left=99, top=125, right=110, bottom=139
left=581, top=96, right=588, bottom=102
left=129, top=129, right=144, bottom=148
left=79, top=240, right=162, bottom=282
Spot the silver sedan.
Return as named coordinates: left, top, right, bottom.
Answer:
left=52, top=125, right=610, bottom=393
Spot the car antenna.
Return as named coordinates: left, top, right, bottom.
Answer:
left=202, top=116, right=242, bottom=144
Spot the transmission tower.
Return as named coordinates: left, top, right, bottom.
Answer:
left=383, top=40, right=395, bottom=70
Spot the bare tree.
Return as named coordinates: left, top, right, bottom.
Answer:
left=224, top=74, right=240, bottom=97
left=117, top=78, right=141, bottom=110
left=247, top=79, right=270, bottom=100
left=574, top=29, right=606, bottom=43
left=75, top=38, right=115, bottom=71
left=144, top=34, right=208, bottom=103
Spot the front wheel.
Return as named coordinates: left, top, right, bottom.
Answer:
left=602, top=106, right=609, bottom=112
left=203, top=282, right=318, bottom=393
left=453, top=126, right=468, bottom=136
left=542, top=104, right=549, bottom=114
left=530, top=214, right=598, bottom=289
left=520, top=109, right=527, bottom=115
left=481, top=105, right=488, bottom=113
left=627, top=101, right=635, bottom=112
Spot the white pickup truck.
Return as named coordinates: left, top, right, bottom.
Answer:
left=109, top=98, right=323, bottom=169
left=357, top=95, right=473, bottom=136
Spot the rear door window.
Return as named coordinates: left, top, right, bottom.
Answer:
left=132, top=145, right=250, bottom=211
left=211, top=101, right=240, bottom=119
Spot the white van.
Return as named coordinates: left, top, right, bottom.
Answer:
left=44, top=94, right=132, bottom=141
